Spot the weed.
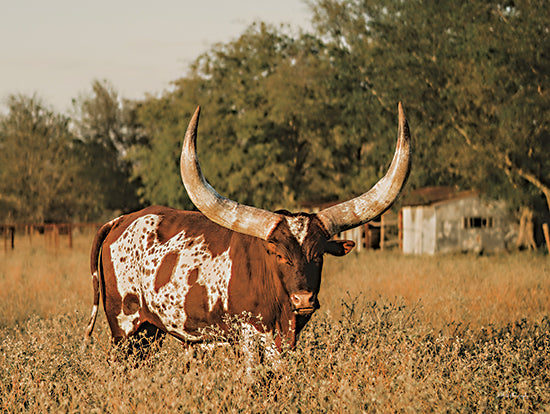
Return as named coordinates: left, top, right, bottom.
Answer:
left=0, top=234, right=549, bottom=412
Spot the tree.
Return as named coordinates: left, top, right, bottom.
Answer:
left=183, top=22, right=321, bottom=209
left=132, top=23, right=344, bottom=210
left=0, top=95, right=97, bottom=223
left=128, top=81, right=202, bottom=210
left=72, top=80, right=143, bottom=215
left=128, top=0, right=549, bottom=247
left=131, top=21, right=402, bottom=212
left=310, top=0, right=550, bottom=218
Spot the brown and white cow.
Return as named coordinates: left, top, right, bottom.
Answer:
left=84, top=103, right=411, bottom=362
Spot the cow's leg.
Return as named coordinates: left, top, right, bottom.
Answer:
left=240, top=324, right=261, bottom=380
left=261, top=333, right=282, bottom=371
left=109, top=322, right=165, bottom=363
left=127, top=322, right=166, bottom=361
left=240, top=324, right=282, bottom=381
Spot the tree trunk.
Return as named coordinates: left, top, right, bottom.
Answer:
left=516, top=207, right=537, bottom=250
left=543, top=223, right=550, bottom=253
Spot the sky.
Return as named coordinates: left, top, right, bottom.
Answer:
left=1, top=0, right=312, bottom=114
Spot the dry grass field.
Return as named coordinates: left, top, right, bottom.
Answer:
left=0, top=230, right=548, bottom=412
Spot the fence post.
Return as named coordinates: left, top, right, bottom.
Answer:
left=398, top=210, right=403, bottom=252
left=28, top=224, right=33, bottom=246
left=2, top=226, right=15, bottom=252
left=68, top=223, right=73, bottom=249
left=54, top=225, right=60, bottom=250
left=380, top=215, right=385, bottom=251
left=543, top=223, right=549, bottom=254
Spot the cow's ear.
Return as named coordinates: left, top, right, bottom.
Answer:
left=325, top=240, right=355, bottom=256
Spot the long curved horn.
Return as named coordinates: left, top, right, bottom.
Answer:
left=317, top=102, right=412, bottom=237
left=180, top=106, right=282, bottom=240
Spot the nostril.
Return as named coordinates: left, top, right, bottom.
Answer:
left=291, top=292, right=315, bottom=308
left=291, top=294, right=301, bottom=307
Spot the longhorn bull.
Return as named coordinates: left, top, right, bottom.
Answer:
left=84, top=104, right=411, bottom=363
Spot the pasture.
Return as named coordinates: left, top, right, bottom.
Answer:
left=0, top=230, right=548, bottom=412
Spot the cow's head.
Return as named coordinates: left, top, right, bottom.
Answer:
left=180, top=105, right=411, bottom=315
left=262, top=211, right=356, bottom=315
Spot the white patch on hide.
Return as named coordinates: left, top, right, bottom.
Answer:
left=89, top=304, right=98, bottom=322
left=284, top=216, right=310, bottom=245
left=118, top=312, right=135, bottom=336
left=110, top=214, right=232, bottom=340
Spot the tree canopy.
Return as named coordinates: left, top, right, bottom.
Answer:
left=0, top=95, right=96, bottom=222
left=1, top=0, right=548, bottom=226
left=309, top=0, right=549, bottom=212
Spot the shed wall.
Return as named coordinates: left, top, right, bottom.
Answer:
left=434, top=196, right=508, bottom=254
left=402, top=206, right=436, bottom=254
left=402, top=195, right=511, bottom=255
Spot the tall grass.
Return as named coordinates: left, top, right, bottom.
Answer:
left=1, top=232, right=548, bottom=412
left=0, top=231, right=90, bottom=328
left=322, top=252, right=550, bottom=332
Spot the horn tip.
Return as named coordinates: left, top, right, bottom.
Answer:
left=187, top=105, right=201, bottom=134
left=397, top=102, right=410, bottom=138
left=398, top=101, right=405, bottom=121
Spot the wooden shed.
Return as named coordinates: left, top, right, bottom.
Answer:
left=400, top=187, right=514, bottom=255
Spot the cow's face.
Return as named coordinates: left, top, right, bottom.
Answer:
left=266, top=213, right=355, bottom=315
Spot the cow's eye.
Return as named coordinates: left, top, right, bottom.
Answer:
left=267, top=243, right=292, bottom=265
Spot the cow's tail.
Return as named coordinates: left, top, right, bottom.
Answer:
left=84, top=218, right=118, bottom=342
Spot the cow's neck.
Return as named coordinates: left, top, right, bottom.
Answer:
left=228, top=235, right=298, bottom=347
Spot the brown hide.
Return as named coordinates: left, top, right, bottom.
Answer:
left=86, top=103, right=410, bottom=357
left=95, top=205, right=337, bottom=349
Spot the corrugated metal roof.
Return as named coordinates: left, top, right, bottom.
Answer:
left=402, top=186, right=478, bottom=207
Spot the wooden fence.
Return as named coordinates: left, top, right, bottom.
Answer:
left=2, top=212, right=409, bottom=253
left=335, top=211, right=401, bottom=252
left=1, top=223, right=101, bottom=251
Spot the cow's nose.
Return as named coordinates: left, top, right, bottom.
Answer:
left=290, top=291, right=315, bottom=311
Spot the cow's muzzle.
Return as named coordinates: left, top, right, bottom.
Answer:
left=290, top=292, right=319, bottom=315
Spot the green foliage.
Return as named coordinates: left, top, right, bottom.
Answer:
left=130, top=0, right=549, bottom=216
left=131, top=22, right=403, bottom=211
left=0, top=95, right=97, bottom=223
left=72, top=80, right=142, bottom=215
left=2, top=0, right=549, bottom=220
left=130, top=87, right=200, bottom=209
left=0, top=82, right=146, bottom=223
left=311, top=0, right=550, bottom=212
left=132, top=23, right=309, bottom=209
